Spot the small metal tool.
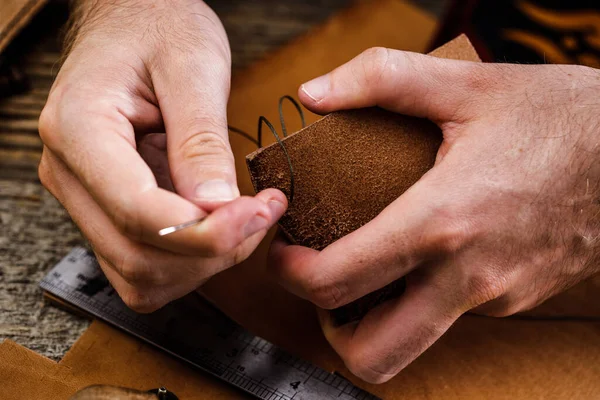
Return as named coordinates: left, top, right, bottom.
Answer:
left=158, top=217, right=206, bottom=236
left=148, top=387, right=178, bottom=400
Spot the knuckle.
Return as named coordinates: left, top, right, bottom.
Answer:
left=200, top=219, right=241, bottom=258
left=38, top=104, right=58, bottom=148
left=201, top=236, right=233, bottom=258
left=38, top=151, right=54, bottom=192
left=199, top=225, right=238, bottom=257
left=95, top=253, right=163, bottom=313
left=115, top=252, right=157, bottom=285
left=461, top=64, right=510, bottom=96
left=501, top=300, right=530, bottom=317
left=463, top=66, right=492, bottom=92
left=426, top=207, right=474, bottom=254
left=120, top=288, right=160, bottom=313
left=343, top=348, right=397, bottom=384
left=203, top=51, right=231, bottom=77
left=430, top=225, right=467, bottom=254
left=475, top=295, right=522, bottom=318
left=360, top=47, right=392, bottom=86
left=111, top=196, right=143, bottom=241
left=39, top=83, right=74, bottom=148
left=485, top=305, right=518, bottom=318
left=176, top=128, right=234, bottom=172
left=466, top=270, right=508, bottom=306
left=304, top=274, right=347, bottom=310
left=230, top=244, right=251, bottom=266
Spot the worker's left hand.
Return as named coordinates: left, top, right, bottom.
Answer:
left=269, top=48, right=600, bottom=383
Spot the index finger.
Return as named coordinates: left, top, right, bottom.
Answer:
left=39, top=97, right=274, bottom=255
left=268, top=174, right=455, bottom=310
left=319, top=263, right=464, bottom=383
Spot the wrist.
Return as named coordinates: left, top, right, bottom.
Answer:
left=64, top=0, right=217, bottom=56
left=63, top=0, right=141, bottom=56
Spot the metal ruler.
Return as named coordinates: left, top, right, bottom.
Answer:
left=40, top=247, right=380, bottom=400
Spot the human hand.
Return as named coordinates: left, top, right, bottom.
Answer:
left=269, top=48, right=600, bottom=383
left=39, top=0, right=287, bottom=312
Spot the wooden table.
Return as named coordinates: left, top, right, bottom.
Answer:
left=0, top=0, right=444, bottom=361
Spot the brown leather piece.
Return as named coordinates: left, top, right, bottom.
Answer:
left=247, top=109, right=442, bottom=250
left=246, top=37, right=478, bottom=324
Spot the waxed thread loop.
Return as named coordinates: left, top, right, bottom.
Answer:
left=227, top=95, right=306, bottom=204
left=279, top=95, right=306, bottom=138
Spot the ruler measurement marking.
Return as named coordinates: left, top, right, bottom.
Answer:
left=40, top=248, right=380, bottom=400
left=303, top=367, right=316, bottom=384
left=338, top=380, right=349, bottom=393
left=337, top=378, right=349, bottom=391
left=222, top=370, right=233, bottom=381
left=332, top=376, right=342, bottom=387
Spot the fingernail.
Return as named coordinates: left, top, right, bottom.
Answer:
left=195, top=179, right=236, bottom=202
left=267, top=200, right=286, bottom=219
left=301, top=75, right=330, bottom=103
left=244, top=215, right=269, bottom=238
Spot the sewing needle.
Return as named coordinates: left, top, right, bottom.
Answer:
left=158, top=217, right=206, bottom=236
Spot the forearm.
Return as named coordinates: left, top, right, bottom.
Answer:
left=64, top=0, right=173, bottom=56
left=63, top=0, right=104, bottom=56
left=62, top=0, right=225, bottom=60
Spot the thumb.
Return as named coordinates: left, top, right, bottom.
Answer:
left=153, top=51, right=237, bottom=208
left=298, top=47, right=486, bottom=123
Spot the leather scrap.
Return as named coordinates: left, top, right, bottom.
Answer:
left=246, top=36, right=480, bottom=324
left=247, top=109, right=443, bottom=250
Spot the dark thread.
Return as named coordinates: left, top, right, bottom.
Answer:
left=258, top=116, right=296, bottom=203
left=227, top=95, right=306, bottom=204
left=279, top=95, right=306, bottom=138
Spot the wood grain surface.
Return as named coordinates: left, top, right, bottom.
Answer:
left=0, top=0, right=446, bottom=361
left=0, top=0, right=47, bottom=53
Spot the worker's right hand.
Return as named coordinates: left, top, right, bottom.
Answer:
left=38, top=0, right=287, bottom=312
